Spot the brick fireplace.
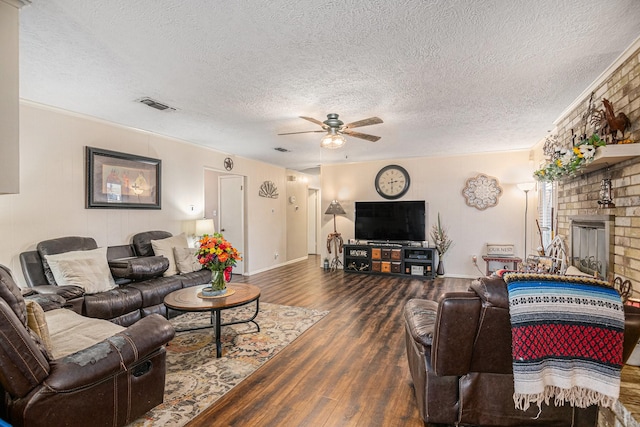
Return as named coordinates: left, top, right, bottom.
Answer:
left=569, top=215, right=614, bottom=279
left=544, top=40, right=640, bottom=427
left=551, top=42, right=640, bottom=290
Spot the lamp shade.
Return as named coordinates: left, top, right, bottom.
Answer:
left=517, top=182, right=535, bottom=192
left=195, top=218, right=215, bottom=236
left=325, top=200, right=346, bottom=215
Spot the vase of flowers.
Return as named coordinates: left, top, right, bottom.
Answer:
left=430, top=213, right=453, bottom=276
left=196, top=233, right=242, bottom=296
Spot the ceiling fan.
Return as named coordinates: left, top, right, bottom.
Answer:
left=278, top=113, right=383, bottom=149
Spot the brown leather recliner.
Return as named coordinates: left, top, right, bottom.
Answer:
left=19, top=232, right=211, bottom=325
left=404, top=276, right=640, bottom=426
left=0, top=264, right=175, bottom=427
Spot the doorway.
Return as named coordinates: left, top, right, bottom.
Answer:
left=204, top=169, right=246, bottom=275
left=219, top=175, right=245, bottom=275
left=307, top=189, right=318, bottom=254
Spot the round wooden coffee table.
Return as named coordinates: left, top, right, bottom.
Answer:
left=164, top=283, right=260, bottom=358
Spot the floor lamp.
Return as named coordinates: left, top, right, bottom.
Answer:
left=325, top=200, right=346, bottom=271
left=517, top=182, right=536, bottom=259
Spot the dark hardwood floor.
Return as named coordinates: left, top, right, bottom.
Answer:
left=187, top=255, right=473, bottom=427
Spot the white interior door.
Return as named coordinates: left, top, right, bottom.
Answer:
left=219, top=175, right=245, bottom=274
left=307, top=189, right=318, bottom=254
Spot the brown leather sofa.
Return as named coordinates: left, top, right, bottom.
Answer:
left=0, top=264, right=175, bottom=427
left=404, top=276, right=640, bottom=426
left=19, top=231, right=211, bottom=326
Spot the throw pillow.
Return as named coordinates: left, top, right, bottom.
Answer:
left=564, top=265, right=592, bottom=277
left=150, top=233, right=189, bottom=276
left=173, top=247, right=201, bottom=274
left=44, top=247, right=117, bottom=294
left=25, top=299, right=53, bottom=356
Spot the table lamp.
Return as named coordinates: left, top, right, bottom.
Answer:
left=195, top=218, right=215, bottom=237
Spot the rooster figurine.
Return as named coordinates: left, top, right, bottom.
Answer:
left=602, top=98, right=631, bottom=143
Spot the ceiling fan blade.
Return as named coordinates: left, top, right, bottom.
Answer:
left=299, top=116, right=326, bottom=127
left=278, top=130, right=326, bottom=136
left=343, top=117, right=383, bottom=129
left=342, top=129, right=381, bottom=142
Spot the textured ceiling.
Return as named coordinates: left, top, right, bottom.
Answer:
left=18, top=0, right=640, bottom=172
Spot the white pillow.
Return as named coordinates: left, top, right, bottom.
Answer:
left=565, top=265, right=592, bottom=277
left=151, top=233, right=189, bottom=276
left=44, top=247, right=117, bottom=294
left=173, top=247, right=201, bottom=274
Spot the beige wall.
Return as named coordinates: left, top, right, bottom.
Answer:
left=0, top=1, right=20, bottom=194
left=4, top=104, right=541, bottom=282
left=203, top=168, right=224, bottom=229
left=320, top=151, right=535, bottom=277
left=245, top=167, right=286, bottom=273
left=0, top=102, right=297, bottom=285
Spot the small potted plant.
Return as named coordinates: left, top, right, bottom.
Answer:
left=196, top=233, right=242, bottom=296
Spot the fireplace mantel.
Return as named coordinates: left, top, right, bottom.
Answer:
left=580, top=144, right=640, bottom=175
left=569, top=214, right=615, bottom=223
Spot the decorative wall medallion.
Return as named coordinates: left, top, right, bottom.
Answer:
left=224, top=157, right=234, bottom=171
left=259, top=181, right=278, bottom=198
left=462, top=174, right=502, bottom=210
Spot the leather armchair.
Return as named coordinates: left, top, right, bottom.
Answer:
left=404, top=276, right=601, bottom=426
left=0, top=264, right=175, bottom=427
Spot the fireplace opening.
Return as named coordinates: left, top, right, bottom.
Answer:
left=569, top=215, right=614, bottom=279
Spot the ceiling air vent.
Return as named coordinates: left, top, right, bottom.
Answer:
left=274, top=147, right=290, bottom=153
left=138, top=97, right=175, bottom=111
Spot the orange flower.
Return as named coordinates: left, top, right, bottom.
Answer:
left=196, top=232, right=241, bottom=272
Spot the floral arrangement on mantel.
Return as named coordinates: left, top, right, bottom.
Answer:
left=430, top=213, right=453, bottom=257
left=534, top=134, right=606, bottom=181
left=196, top=233, right=242, bottom=293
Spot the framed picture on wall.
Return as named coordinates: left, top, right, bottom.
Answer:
left=86, top=146, right=161, bottom=209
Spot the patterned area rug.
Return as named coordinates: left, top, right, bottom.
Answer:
left=128, top=302, right=328, bottom=427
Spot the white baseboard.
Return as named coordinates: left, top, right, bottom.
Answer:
left=439, top=273, right=486, bottom=279
left=243, top=258, right=484, bottom=280
left=244, top=255, right=309, bottom=276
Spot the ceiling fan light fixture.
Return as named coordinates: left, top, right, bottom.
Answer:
left=320, top=128, right=346, bottom=149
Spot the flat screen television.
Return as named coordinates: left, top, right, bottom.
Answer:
left=355, top=200, right=426, bottom=243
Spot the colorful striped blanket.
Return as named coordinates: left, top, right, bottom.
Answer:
left=503, top=272, right=625, bottom=410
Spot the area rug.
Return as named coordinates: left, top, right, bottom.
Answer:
left=128, top=302, right=328, bottom=427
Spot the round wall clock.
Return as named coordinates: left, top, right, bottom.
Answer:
left=224, top=157, right=234, bottom=171
left=375, top=165, right=410, bottom=199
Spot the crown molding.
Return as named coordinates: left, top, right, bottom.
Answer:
left=554, top=35, right=640, bottom=126
left=0, top=0, right=31, bottom=8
